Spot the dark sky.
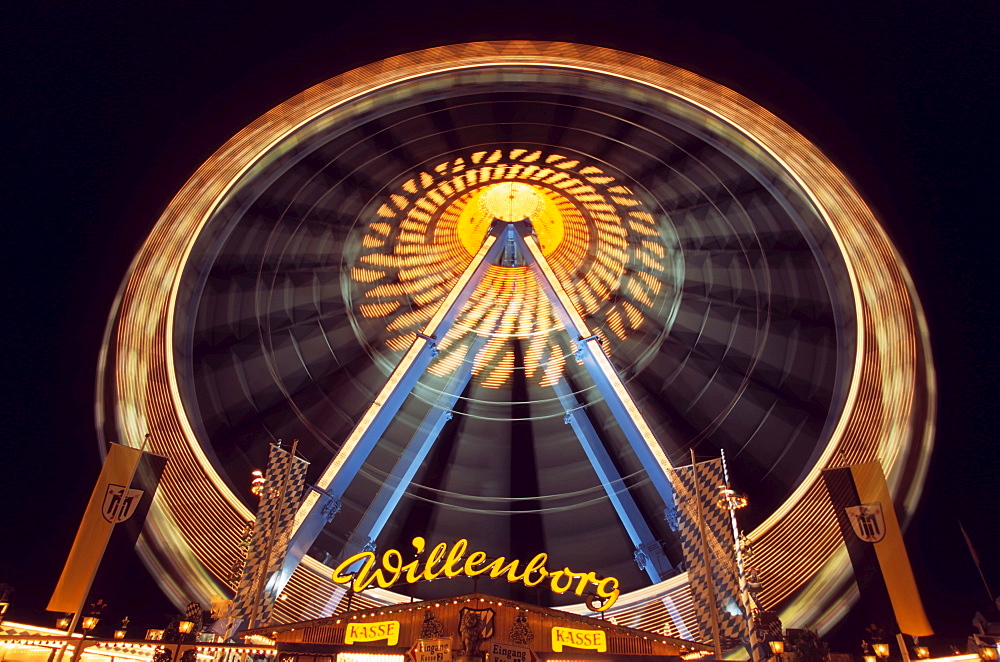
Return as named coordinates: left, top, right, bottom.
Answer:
left=2, top=0, right=996, bottom=650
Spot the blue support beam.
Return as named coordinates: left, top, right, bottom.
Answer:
left=552, top=378, right=673, bottom=582
left=508, top=222, right=678, bottom=513
left=261, top=220, right=679, bottom=617
left=339, top=329, right=495, bottom=563
left=268, top=223, right=509, bottom=601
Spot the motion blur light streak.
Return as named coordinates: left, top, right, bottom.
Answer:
left=351, top=157, right=671, bottom=390
left=97, top=42, right=933, bottom=637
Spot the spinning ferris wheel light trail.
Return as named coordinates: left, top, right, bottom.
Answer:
left=98, top=41, right=934, bottom=639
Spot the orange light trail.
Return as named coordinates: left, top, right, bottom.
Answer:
left=350, top=152, right=666, bottom=388
left=99, top=42, right=933, bottom=636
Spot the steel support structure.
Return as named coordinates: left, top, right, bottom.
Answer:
left=507, top=222, right=678, bottom=508
left=552, top=378, right=673, bottom=582
left=265, top=220, right=678, bottom=611
left=339, top=328, right=497, bottom=564
left=270, top=223, right=507, bottom=596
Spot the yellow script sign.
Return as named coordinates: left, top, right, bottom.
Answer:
left=345, top=620, right=400, bottom=646
left=331, top=537, right=620, bottom=611
left=551, top=627, right=607, bottom=653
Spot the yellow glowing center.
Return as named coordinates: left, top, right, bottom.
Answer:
left=456, top=182, right=565, bottom=257
left=354, top=149, right=667, bottom=389
left=482, top=181, right=540, bottom=221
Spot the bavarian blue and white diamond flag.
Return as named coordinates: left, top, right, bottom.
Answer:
left=668, top=458, right=745, bottom=646
left=231, top=443, right=309, bottom=629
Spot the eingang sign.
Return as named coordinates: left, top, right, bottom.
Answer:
left=331, top=537, right=621, bottom=611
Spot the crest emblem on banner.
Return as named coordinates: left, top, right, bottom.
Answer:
left=103, top=484, right=144, bottom=523
left=846, top=503, right=885, bottom=542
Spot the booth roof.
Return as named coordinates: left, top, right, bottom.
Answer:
left=245, top=592, right=711, bottom=652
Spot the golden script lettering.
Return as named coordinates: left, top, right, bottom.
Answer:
left=330, top=537, right=620, bottom=611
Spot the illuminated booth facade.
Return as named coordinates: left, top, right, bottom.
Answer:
left=98, top=41, right=934, bottom=643
left=252, top=593, right=709, bottom=662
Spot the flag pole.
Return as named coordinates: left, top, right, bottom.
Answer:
left=691, top=449, right=724, bottom=660
left=248, top=439, right=299, bottom=630
left=722, top=449, right=755, bottom=660
left=57, top=434, right=152, bottom=662
left=960, top=521, right=995, bottom=604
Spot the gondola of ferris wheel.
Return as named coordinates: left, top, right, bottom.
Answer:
left=99, top=43, right=932, bottom=634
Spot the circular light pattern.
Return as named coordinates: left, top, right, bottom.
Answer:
left=480, top=182, right=542, bottom=226
left=96, top=42, right=933, bottom=640
left=349, top=149, right=672, bottom=390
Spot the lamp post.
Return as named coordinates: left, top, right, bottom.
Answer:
left=174, top=620, right=194, bottom=662
left=69, top=616, right=100, bottom=662
left=114, top=616, right=129, bottom=641
left=250, top=471, right=265, bottom=498
left=769, top=638, right=785, bottom=662
left=865, top=624, right=890, bottom=662
left=914, top=646, right=930, bottom=659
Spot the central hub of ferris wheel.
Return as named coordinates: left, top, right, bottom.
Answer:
left=462, top=182, right=566, bottom=256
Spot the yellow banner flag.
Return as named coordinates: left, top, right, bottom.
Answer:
left=48, top=444, right=145, bottom=613
left=823, top=461, right=932, bottom=637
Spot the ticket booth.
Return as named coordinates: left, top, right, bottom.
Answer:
left=248, top=592, right=710, bottom=662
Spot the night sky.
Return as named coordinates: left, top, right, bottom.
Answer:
left=3, top=1, right=996, bottom=651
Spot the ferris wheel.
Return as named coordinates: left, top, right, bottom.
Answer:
left=97, top=42, right=934, bottom=636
